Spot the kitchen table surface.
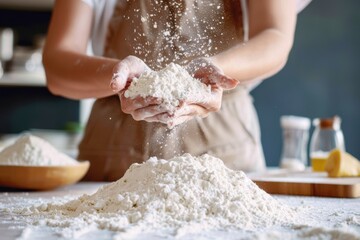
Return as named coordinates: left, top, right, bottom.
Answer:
left=0, top=182, right=359, bottom=240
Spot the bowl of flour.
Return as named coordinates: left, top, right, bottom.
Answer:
left=0, top=134, right=89, bottom=190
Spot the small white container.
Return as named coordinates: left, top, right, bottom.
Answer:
left=279, top=115, right=311, bottom=171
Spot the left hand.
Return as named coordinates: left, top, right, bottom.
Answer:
left=160, top=58, right=237, bottom=128
left=119, top=94, right=169, bottom=122
left=136, top=91, right=224, bottom=127
left=165, top=84, right=223, bottom=128
left=185, top=57, right=239, bottom=90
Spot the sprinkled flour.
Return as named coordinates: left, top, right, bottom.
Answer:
left=0, top=134, right=78, bottom=166
left=124, top=63, right=211, bottom=112
left=11, top=154, right=298, bottom=238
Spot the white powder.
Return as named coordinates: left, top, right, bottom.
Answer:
left=124, top=63, right=211, bottom=112
left=252, top=226, right=360, bottom=240
left=13, top=154, right=298, bottom=238
left=280, top=158, right=306, bottom=171
left=0, top=134, right=78, bottom=166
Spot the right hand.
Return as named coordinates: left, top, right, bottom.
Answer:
left=111, top=56, right=170, bottom=122
left=119, top=95, right=172, bottom=122
left=110, top=55, right=151, bottom=92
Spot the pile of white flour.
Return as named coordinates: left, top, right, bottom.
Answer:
left=0, top=134, right=78, bottom=166
left=13, top=154, right=298, bottom=238
left=124, top=63, right=211, bottom=112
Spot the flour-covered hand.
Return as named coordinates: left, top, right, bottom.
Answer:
left=164, top=84, right=224, bottom=128
left=112, top=56, right=166, bottom=121
left=164, top=57, right=236, bottom=128
left=119, top=94, right=170, bottom=122
left=185, top=57, right=238, bottom=90
left=110, top=55, right=151, bottom=92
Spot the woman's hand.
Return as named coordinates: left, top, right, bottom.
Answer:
left=160, top=58, right=237, bottom=128
left=165, top=83, right=224, bottom=128
left=110, top=55, right=151, bottom=92
left=185, top=57, right=239, bottom=90
left=112, top=56, right=170, bottom=122
left=114, top=57, right=237, bottom=126
left=120, top=94, right=172, bottom=122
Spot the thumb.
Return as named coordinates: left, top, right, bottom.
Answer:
left=110, top=56, right=151, bottom=92
left=110, top=61, right=131, bottom=92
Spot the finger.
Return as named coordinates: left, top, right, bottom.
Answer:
left=193, top=66, right=216, bottom=84
left=192, top=61, right=238, bottom=90
left=183, top=86, right=222, bottom=112
left=110, top=56, right=151, bottom=92
left=121, top=94, right=161, bottom=106
left=110, top=61, right=130, bottom=92
left=173, top=105, right=194, bottom=117
left=144, top=112, right=171, bottom=124
left=209, top=72, right=238, bottom=90
left=120, top=95, right=162, bottom=113
left=173, top=105, right=209, bottom=118
left=132, top=105, right=169, bottom=121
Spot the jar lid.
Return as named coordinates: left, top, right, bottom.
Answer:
left=313, top=116, right=341, bottom=129
left=280, top=115, right=311, bottom=130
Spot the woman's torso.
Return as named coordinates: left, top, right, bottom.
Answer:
left=79, top=0, right=266, bottom=181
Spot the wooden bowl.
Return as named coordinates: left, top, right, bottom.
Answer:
left=0, top=161, right=90, bottom=190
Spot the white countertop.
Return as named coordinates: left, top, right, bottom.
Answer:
left=0, top=182, right=359, bottom=240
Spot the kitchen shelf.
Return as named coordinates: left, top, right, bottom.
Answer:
left=0, top=70, right=46, bottom=87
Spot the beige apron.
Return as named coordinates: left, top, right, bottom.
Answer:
left=78, top=0, right=265, bottom=181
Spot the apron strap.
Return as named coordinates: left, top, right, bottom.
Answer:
left=240, top=0, right=249, bottom=42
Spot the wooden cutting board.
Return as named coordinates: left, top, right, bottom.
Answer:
left=248, top=169, right=360, bottom=198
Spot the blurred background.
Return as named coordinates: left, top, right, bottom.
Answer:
left=0, top=0, right=359, bottom=166
left=252, top=0, right=360, bottom=166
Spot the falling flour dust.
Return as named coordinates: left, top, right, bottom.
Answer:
left=8, top=154, right=301, bottom=239
left=0, top=134, right=78, bottom=166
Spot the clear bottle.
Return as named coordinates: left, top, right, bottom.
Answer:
left=309, top=116, right=345, bottom=172
left=280, top=116, right=311, bottom=171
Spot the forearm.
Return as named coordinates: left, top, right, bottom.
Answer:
left=43, top=0, right=120, bottom=100
left=211, top=0, right=297, bottom=84
left=210, top=29, right=293, bottom=84
left=43, top=50, right=119, bottom=100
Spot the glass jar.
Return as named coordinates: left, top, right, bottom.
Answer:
left=279, top=116, right=311, bottom=171
left=309, top=116, right=345, bottom=172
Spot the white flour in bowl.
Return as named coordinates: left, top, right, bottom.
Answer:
left=11, top=154, right=298, bottom=238
left=0, top=134, right=78, bottom=166
left=124, top=63, right=211, bottom=113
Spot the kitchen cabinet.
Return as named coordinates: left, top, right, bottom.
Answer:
left=0, top=84, right=80, bottom=133
left=0, top=3, right=93, bottom=135
left=0, top=70, right=45, bottom=87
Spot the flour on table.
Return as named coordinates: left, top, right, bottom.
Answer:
left=251, top=225, right=360, bottom=240
left=11, top=154, right=298, bottom=238
left=0, top=134, right=78, bottom=166
left=124, top=63, right=211, bottom=112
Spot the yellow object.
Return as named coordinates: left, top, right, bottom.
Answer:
left=311, top=157, right=328, bottom=172
left=325, top=149, right=360, bottom=177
